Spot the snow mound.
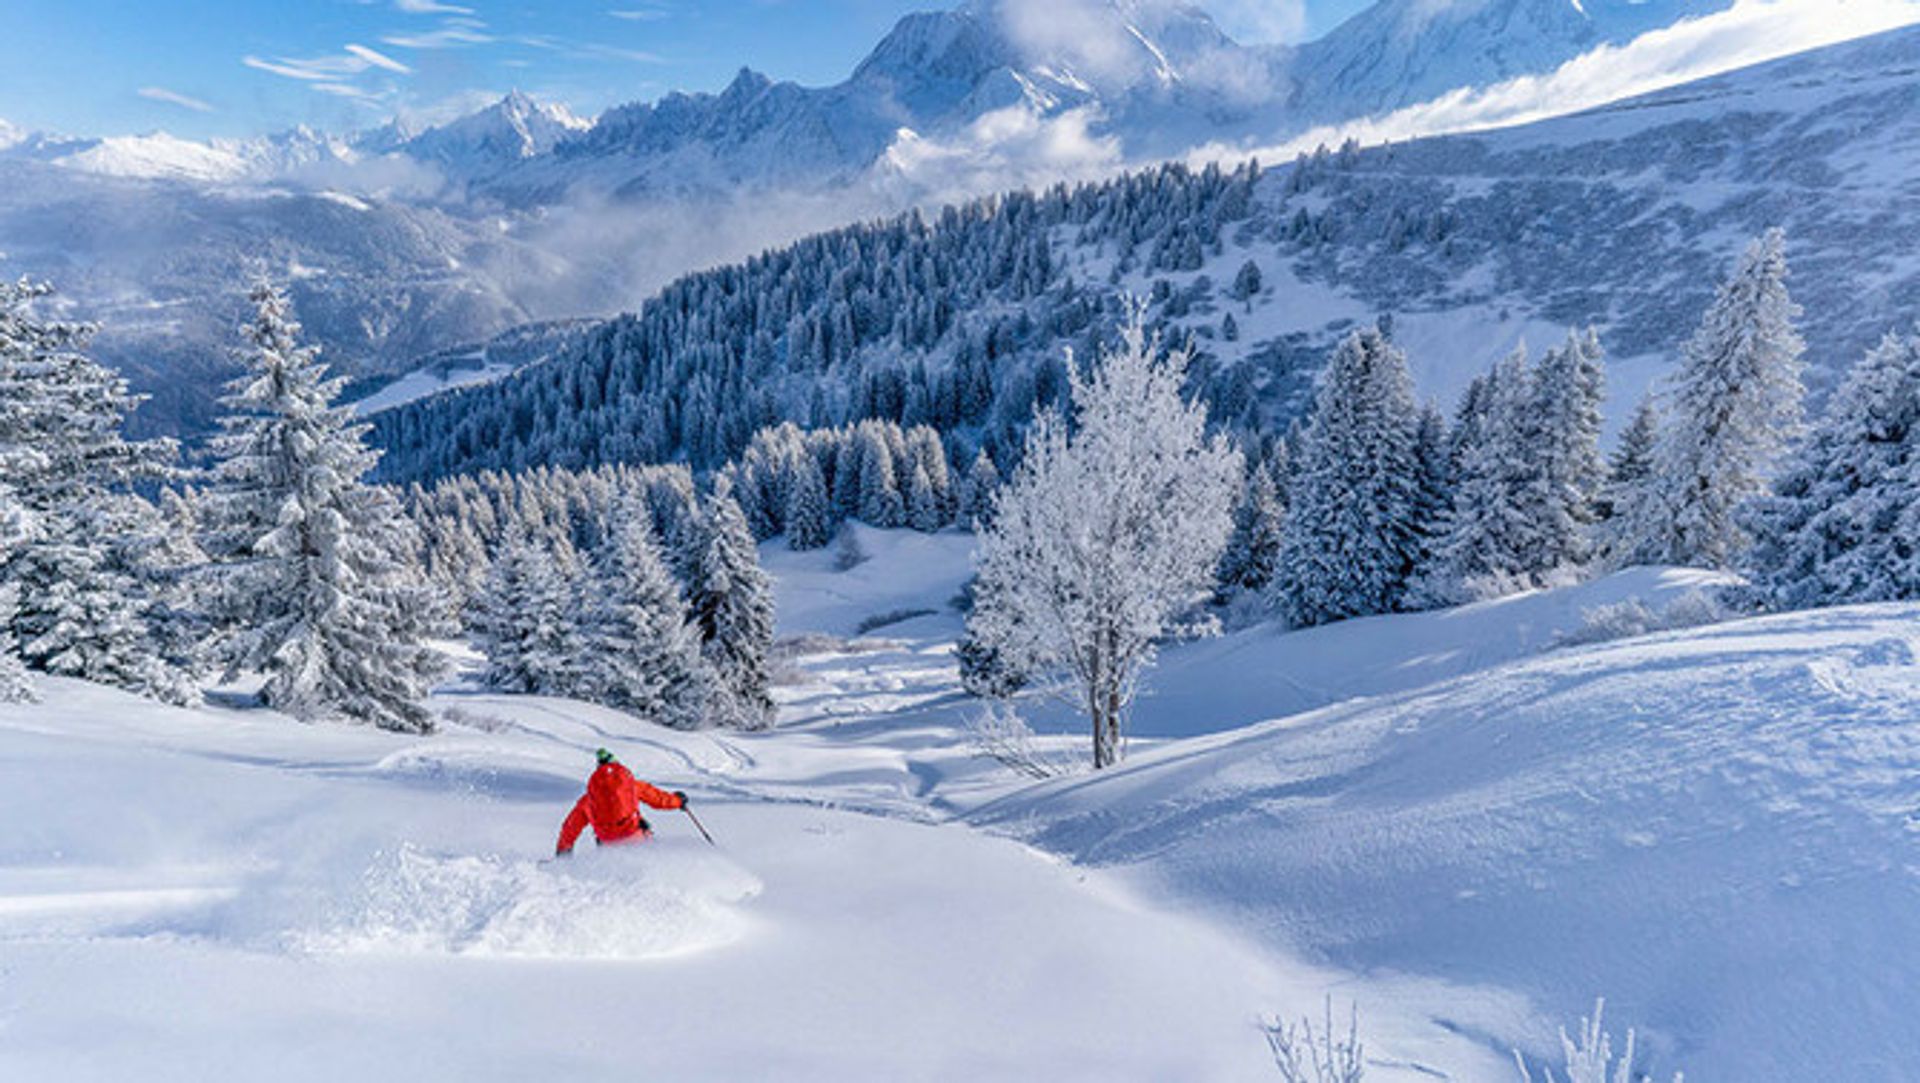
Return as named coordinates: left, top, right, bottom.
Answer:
left=303, top=842, right=760, bottom=960
left=976, top=602, right=1920, bottom=1079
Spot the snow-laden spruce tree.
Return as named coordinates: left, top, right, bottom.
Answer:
left=1595, top=395, right=1660, bottom=565
left=1629, top=229, right=1805, bottom=569
left=204, top=283, right=446, bottom=732
left=1427, top=348, right=1535, bottom=601
left=687, top=479, right=776, bottom=729
left=581, top=506, right=709, bottom=728
left=785, top=455, right=832, bottom=550
left=959, top=449, right=1001, bottom=527
left=0, top=277, right=188, bottom=701
left=469, top=530, right=585, bottom=694
left=1529, top=328, right=1607, bottom=570
left=969, top=313, right=1241, bottom=768
left=0, top=491, right=36, bottom=703
left=1217, top=457, right=1287, bottom=598
left=1746, top=329, right=1920, bottom=606
left=1276, top=327, right=1424, bottom=626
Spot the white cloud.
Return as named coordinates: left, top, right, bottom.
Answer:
left=382, top=20, right=495, bottom=49
left=243, top=43, right=413, bottom=82
left=137, top=86, right=216, bottom=113
left=608, top=7, right=667, bottom=20
left=877, top=105, right=1125, bottom=207
left=395, top=0, right=474, bottom=13
left=345, top=44, right=414, bottom=73
left=1193, top=0, right=1920, bottom=165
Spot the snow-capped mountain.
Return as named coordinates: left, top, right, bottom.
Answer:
left=389, top=91, right=590, bottom=181
left=0, top=0, right=1890, bottom=437
left=368, top=20, right=1920, bottom=484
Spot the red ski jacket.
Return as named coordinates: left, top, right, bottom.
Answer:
left=556, top=762, right=686, bottom=854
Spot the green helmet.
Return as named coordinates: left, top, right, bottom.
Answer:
left=595, top=748, right=615, bottom=766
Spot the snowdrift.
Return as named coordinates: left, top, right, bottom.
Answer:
left=974, top=602, right=1920, bottom=1079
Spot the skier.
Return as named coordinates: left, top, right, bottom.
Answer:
left=555, top=748, right=689, bottom=856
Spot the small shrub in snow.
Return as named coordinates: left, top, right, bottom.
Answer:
left=1264, top=998, right=1365, bottom=1083
left=832, top=523, right=868, bottom=571
left=965, top=702, right=1075, bottom=781
left=1659, top=588, right=1730, bottom=631
left=1559, top=600, right=1662, bottom=648
left=1558, top=588, right=1736, bottom=650
left=1514, top=999, right=1682, bottom=1083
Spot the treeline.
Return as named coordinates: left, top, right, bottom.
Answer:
left=403, top=461, right=778, bottom=729
left=369, top=161, right=1261, bottom=482
left=1207, top=227, right=1909, bottom=633
left=721, top=420, right=999, bottom=546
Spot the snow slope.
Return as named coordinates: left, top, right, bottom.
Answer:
left=4, top=528, right=1913, bottom=1079
left=0, top=679, right=1342, bottom=1081
left=976, top=603, right=1920, bottom=1080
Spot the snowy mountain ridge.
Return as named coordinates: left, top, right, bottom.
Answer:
left=368, top=20, right=1920, bottom=484
left=0, top=0, right=1899, bottom=439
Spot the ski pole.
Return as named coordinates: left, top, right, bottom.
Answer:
left=683, top=805, right=717, bottom=846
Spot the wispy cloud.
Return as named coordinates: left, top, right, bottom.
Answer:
left=346, top=43, right=414, bottom=73
left=394, top=0, right=474, bottom=13
left=313, top=82, right=388, bottom=106
left=137, top=86, right=216, bottom=113
left=514, top=34, right=664, bottom=64
left=608, top=7, right=668, bottom=20
left=383, top=16, right=494, bottom=49
left=243, top=43, right=413, bottom=81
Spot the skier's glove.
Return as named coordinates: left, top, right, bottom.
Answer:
left=673, top=791, right=689, bottom=809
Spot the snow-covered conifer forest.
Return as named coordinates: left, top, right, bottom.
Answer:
left=4, top=3, right=1920, bottom=1080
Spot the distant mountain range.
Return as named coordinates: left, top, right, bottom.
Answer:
left=0, top=0, right=1822, bottom=437
left=2, top=0, right=1738, bottom=199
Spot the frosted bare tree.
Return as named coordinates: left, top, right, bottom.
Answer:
left=968, top=311, right=1241, bottom=769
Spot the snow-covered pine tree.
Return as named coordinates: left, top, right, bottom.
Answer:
left=1275, top=328, right=1424, bottom=626
left=785, top=455, right=833, bottom=550
left=1746, top=329, right=1920, bottom=606
left=959, top=449, right=1001, bottom=527
left=1635, top=229, right=1806, bottom=569
left=0, top=492, right=36, bottom=703
left=857, top=426, right=905, bottom=528
left=581, top=505, right=709, bottom=728
left=1409, top=405, right=1453, bottom=584
left=1529, top=328, right=1608, bottom=571
left=687, top=480, right=776, bottom=729
left=906, top=425, right=955, bottom=524
left=1446, top=369, right=1500, bottom=486
left=1425, top=348, right=1539, bottom=602
left=0, top=277, right=187, bottom=701
left=1217, top=458, right=1287, bottom=598
left=204, top=282, right=446, bottom=731
left=907, top=462, right=944, bottom=533
left=969, top=312, right=1241, bottom=769
left=1596, top=394, right=1660, bottom=564
left=468, top=530, right=585, bottom=695
left=1231, top=260, right=1262, bottom=311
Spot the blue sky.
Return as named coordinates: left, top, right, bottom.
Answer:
left=0, top=0, right=1374, bottom=139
